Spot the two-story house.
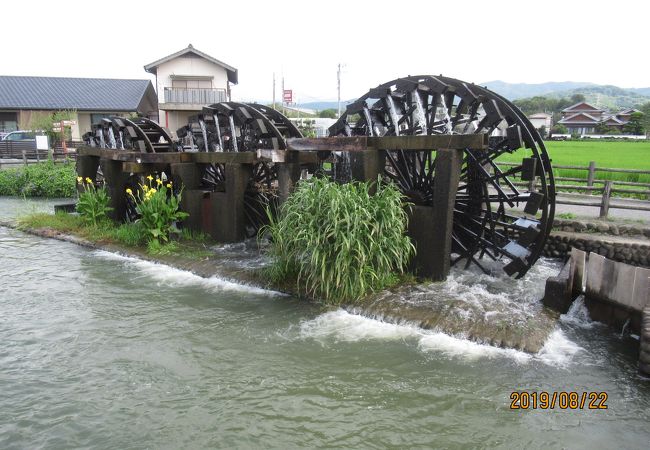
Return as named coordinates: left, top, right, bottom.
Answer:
left=144, top=44, right=238, bottom=134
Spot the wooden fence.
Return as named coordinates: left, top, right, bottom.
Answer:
left=501, top=160, right=650, bottom=218
left=0, top=141, right=75, bottom=167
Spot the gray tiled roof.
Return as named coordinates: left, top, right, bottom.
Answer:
left=0, top=76, right=154, bottom=111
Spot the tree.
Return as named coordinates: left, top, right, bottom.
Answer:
left=623, top=112, right=644, bottom=135
left=318, top=109, right=337, bottom=119
left=637, top=102, right=650, bottom=135
left=29, top=110, right=77, bottom=146
left=550, top=124, right=567, bottom=135
left=594, top=121, right=611, bottom=134
left=570, top=93, right=586, bottom=104
left=538, top=125, right=547, bottom=138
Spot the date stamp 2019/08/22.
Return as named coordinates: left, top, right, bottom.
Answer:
left=509, top=391, right=608, bottom=410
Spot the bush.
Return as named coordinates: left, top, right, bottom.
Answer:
left=0, top=161, right=76, bottom=197
left=263, top=177, right=414, bottom=304
left=76, top=177, right=113, bottom=226
left=129, top=175, right=188, bottom=244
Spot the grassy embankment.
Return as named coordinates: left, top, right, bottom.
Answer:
left=17, top=212, right=213, bottom=259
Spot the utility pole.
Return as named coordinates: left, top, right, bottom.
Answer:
left=337, top=63, right=341, bottom=118
left=272, top=73, right=276, bottom=110
left=282, top=76, right=285, bottom=116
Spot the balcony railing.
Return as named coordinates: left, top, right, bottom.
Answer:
left=163, top=88, right=227, bottom=104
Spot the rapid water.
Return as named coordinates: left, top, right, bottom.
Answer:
left=1, top=198, right=649, bottom=448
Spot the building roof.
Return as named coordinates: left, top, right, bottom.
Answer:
left=528, top=113, right=552, bottom=119
left=0, top=76, right=157, bottom=112
left=558, top=112, right=602, bottom=124
left=561, top=101, right=603, bottom=113
left=144, top=44, right=238, bottom=84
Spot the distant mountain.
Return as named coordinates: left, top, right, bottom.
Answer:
left=629, top=87, right=650, bottom=96
left=484, top=81, right=650, bottom=109
left=297, top=100, right=354, bottom=111
left=481, top=81, right=596, bottom=100
left=542, top=85, right=650, bottom=109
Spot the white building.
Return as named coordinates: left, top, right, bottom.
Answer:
left=527, top=113, right=552, bottom=131
left=144, top=44, right=238, bottom=134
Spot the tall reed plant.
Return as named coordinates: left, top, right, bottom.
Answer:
left=262, top=177, right=414, bottom=304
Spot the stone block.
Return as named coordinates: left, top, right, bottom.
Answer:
left=570, top=247, right=586, bottom=297
left=543, top=261, right=573, bottom=313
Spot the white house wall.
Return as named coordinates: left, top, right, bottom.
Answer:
left=155, top=57, right=230, bottom=104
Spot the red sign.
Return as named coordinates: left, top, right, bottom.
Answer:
left=283, top=89, right=293, bottom=103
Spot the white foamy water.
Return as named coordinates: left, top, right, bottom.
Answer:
left=93, top=250, right=283, bottom=297
left=560, top=296, right=599, bottom=329
left=299, top=310, right=583, bottom=367
left=536, top=330, right=583, bottom=367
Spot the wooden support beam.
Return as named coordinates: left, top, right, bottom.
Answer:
left=277, top=163, right=301, bottom=205
left=100, top=158, right=130, bottom=222
left=211, top=164, right=250, bottom=242
left=349, top=149, right=384, bottom=193
left=192, top=152, right=257, bottom=164
left=78, top=147, right=183, bottom=163
left=122, top=162, right=169, bottom=174
left=429, top=148, right=463, bottom=281
left=286, top=134, right=487, bottom=152
left=170, top=163, right=205, bottom=190
left=75, top=155, right=100, bottom=193
left=286, top=137, right=368, bottom=152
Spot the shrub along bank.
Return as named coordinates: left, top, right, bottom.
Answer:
left=262, top=177, right=414, bottom=305
left=0, top=162, right=76, bottom=197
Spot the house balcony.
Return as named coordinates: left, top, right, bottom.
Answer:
left=161, top=88, right=227, bottom=110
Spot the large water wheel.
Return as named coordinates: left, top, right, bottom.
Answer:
left=178, top=102, right=303, bottom=237
left=328, top=75, right=555, bottom=278
left=82, top=116, right=175, bottom=221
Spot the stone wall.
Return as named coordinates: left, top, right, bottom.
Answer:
left=552, top=218, right=650, bottom=238
left=542, top=219, right=650, bottom=267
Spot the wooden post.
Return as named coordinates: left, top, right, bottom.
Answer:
left=277, top=162, right=301, bottom=205
left=211, top=163, right=250, bottom=242
left=100, top=158, right=129, bottom=222
left=349, top=149, right=384, bottom=192
left=22, top=149, right=27, bottom=167
left=75, top=155, right=100, bottom=194
left=429, top=148, right=462, bottom=281
left=599, top=180, right=612, bottom=219
left=587, top=161, right=596, bottom=188
left=170, top=162, right=204, bottom=190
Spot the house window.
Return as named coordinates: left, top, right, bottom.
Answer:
left=91, top=114, right=112, bottom=125
left=0, top=112, right=18, bottom=132
left=171, top=80, right=212, bottom=89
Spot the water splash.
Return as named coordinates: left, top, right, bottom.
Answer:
left=299, top=310, right=582, bottom=367
left=93, top=250, right=282, bottom=297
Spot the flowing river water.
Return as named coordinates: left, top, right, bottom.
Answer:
left=1, top=197, right=649, bottom=449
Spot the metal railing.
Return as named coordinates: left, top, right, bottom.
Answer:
left=163, top=88, right=227, bottom=104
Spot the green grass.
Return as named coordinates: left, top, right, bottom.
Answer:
left=496, top=140, right=650, bottom=187
left=17, top=212, right=212, bottom=258
left=262, top=177, right=414, bottom=305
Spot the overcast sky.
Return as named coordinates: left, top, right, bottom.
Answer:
left=3, top=0, right=648, bottom=103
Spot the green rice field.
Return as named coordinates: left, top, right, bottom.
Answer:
left=496, top=140, right=650, bottom=185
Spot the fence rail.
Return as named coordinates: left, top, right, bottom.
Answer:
left=501, top=160, right=650, bottom=218
left=0, top=141, right=75, bottom=168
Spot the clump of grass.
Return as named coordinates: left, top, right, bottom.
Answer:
left=113, top=222, right=147, bottom=246
left=556, top=213, right=577, bottom=220
left=262, top=177, right=414, bottom=305
left=181, top=227, right=209, bottom=242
